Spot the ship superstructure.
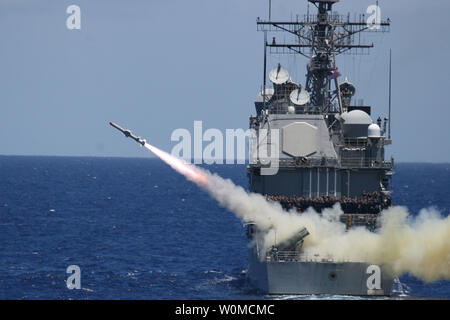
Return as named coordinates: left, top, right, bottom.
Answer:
left=246, top=0, right=395, bottom=295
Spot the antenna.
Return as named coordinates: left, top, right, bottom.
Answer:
left=257, top=1, right=390, bottom=113
left=290, top=88, right=310, bottom=106
left=388, top=49, right=392, bottom=139
left=269, top=0, right=272, bottom=20
left=307, top=2, right=310, bottom=21
left=263, top=32, right=267, bottom=108
left=269, top=63, right=290, bottom=84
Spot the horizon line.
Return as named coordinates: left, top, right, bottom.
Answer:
left=0, top=154, right=448, bottom=165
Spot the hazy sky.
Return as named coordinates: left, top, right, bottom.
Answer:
left=1, top=0, right=449, bottom=162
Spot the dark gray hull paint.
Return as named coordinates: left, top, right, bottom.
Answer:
left=248, top=247, right=394, bottom=296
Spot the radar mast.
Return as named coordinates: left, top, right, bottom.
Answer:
left=257, top=0, right=390, bottom=114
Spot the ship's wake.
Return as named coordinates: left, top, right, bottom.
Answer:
left=143, top=143, right=450, bottom=283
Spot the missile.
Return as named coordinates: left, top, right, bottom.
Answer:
left=109, top=121, right=146, bottom=146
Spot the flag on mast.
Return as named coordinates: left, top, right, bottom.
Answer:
left=328, top=69, right=342, bottom=80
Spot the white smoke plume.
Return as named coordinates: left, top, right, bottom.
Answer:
left=202, top=170, right=449, bottom=282
left=144, top=143, right=450, bottom=283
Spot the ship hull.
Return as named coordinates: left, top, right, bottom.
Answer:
left=248, top=247, right=394, bottom=296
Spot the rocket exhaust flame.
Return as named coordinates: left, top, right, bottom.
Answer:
left=143, top=143, right=208, bottom=187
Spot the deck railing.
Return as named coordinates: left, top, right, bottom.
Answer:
left=253, top=157, right=393, bottom=169
left=266, top=251, right=365, bottom=263
left=266, top=251, right=353, bottom=263
left=339, top=158, right=393, bottom=169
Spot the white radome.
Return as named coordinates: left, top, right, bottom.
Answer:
left=368, top=123, right=382, bottom=138
left=287, top=106, right=296, bottom=114
left=341, top=110, right=372, bottom=125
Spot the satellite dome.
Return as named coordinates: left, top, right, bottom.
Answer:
left=340, top=110, right=373, bottom=138
left=255, top=88, right=274, bottom=103
left=368, top=123, right=382, bottom=138
left=287, top=106, right=296, bottom=114
left=290, top=89, right=310, bottom=106
left=269, top=64, right=290, bottom=85
left=341, top=110, right=372, bottom=125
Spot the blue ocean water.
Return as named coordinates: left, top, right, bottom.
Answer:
left=0, top=156, right=448, bottom=299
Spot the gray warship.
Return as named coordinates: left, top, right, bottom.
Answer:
left=246, top=0, right=395, bottom=296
